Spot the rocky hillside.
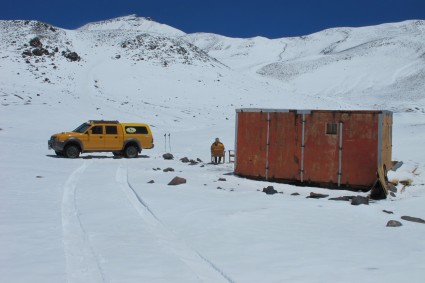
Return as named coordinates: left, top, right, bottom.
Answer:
left=1, top=16, right=424, bottom=113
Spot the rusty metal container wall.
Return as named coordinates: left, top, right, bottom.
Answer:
left=235, top=109, right=393, bottom=190
left=234, top=111, right=268, bottom=178
left=303, top=112, right=340, bottom=184
left=267, top=111, right=301, bottom=181
left=339, top=112, right=379, bottom=187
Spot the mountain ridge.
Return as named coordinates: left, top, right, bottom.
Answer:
left=1, top=16, right=424, bottom=113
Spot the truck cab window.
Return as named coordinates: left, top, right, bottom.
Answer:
left=91, top=126, right=103, bottom=134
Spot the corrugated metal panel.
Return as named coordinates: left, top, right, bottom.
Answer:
left=302, top=112, right=339, bottom=184
left=234, top=111, right=268, bottom=178
left=267, top=111, right=300, bottom=181
left=234, top=109, right=393, bottom=189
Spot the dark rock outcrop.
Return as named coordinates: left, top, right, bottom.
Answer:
left=263, top=186, right=278, bottom=195
left=351, top=196, right=369, bottom=205
left=168, top=176, right=186, bottom=186
left=162, top=153, right=174, bottom=160
left=329, top=196, right=353, bottom=201
left=180, top=157, right=189, bottom=163
left=307, top=192, right=329, bottom=199
left=29, top=37, right=42, bottom=48
left=63, top=51, right=80, bottom=62
left=386, top=220, right=402, bottom=227
left=401, top=216, right=425, bottom=224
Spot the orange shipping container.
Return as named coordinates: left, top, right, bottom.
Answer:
left=234, top=109, right=392, bottom=190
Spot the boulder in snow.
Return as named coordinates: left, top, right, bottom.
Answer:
left=168, top=176, right=186, bottom=186
left=351, top=196, right=369, bottom=205
left=386, top=220, right=402, bottom=227
left=163, top=153, right=174, bottom=160
left=263, top=186, right=278, bottom=195
left=307, top=192, right=329, bottom=199
left=401, top=216, right=425, bottom=224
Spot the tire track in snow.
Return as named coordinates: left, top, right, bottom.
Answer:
left=61, top=160, right=106, bottom=283
left=116, top=160, right=235, bottom=283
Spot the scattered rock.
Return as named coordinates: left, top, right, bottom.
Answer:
left=401, top=216, right=425, bottom=224
left=162, top=153, right=174, bottom=160
left=63, top=51, right=80, bottom=62
left=168, top=176, right=186, bottom=186
left=29, top=37, right=42, bottom=48
left=329, top=196, right=352, bottom=201
left=115, top=55, right=121, bottom=59
left=36, top=176, right=43, bottom=178
left=307, top=192, right=329, bottom=199
left=147, top=180, right=155, bottom=184
left=386, top=220, right=402, bottom=227
left=351, top=196, right=369, bottom=205
left=22, top=50, right=32, bottom=57
left=391, top=161, right=403, bottom=171
left=180, top=157, right=190, bottom=163
left=218, top=178, right=226, bottom=181
left=197, top=158, right=203, bottom=162
left=383, top=210, right=394, bottom=214
left=263, top=186, right=278, bottom=195
left=390, top=192, right=396, bottom=197
left=387, top=183, right=397, bottom=193
left=217, top=187, right=223, bottom=190
left=32, top=48, right=44, bottom=56
left=163, top=167, right=174, bottom=172
left=291, top=192, right=300, bottom=196
left=189, top=159, right=198, bottom=165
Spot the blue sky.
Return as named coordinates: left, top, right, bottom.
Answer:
left=1, top=0, right=424, bottom=38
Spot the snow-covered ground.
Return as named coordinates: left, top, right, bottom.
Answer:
left=0, top=16, right=424, bottom=283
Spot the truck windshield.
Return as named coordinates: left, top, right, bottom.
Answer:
left=73, top=123, right=90, bottom=133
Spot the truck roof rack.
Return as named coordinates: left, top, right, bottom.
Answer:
left=88, top=120, right=119, bottom=124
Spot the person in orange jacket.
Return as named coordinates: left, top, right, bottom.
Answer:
left=211, top=138, right=225, bottom=164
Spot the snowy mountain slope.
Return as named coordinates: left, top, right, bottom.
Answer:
left=1, top=16, right=425, bottom=283
left=78, top=14, right=185, bottom=37
left=184, top=20, right=425, bottom=111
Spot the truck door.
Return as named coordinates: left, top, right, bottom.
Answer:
left=105, top=125, right=123, bottom=150
left=85, top=125, right=105, bottom=150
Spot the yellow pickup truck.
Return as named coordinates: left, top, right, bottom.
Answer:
left=48, top=120, right=154, bottom=158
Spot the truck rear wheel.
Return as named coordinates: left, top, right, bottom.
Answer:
left=64, top=144, right=80, bottom=158
left=124, top=145, right=138, bottom=158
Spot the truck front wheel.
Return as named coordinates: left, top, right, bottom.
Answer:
left=64, top=144, right=80, bottom=158
left=124, top=145, right=138, bottom=158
